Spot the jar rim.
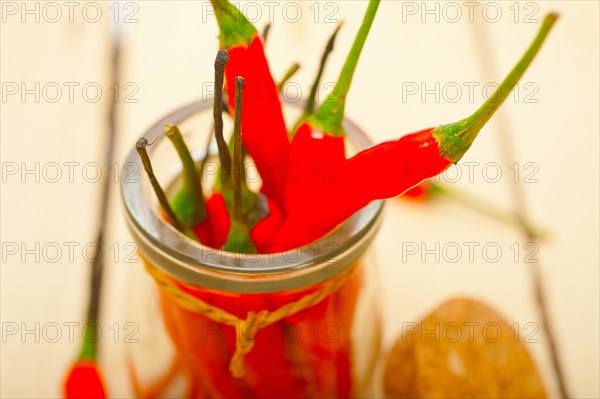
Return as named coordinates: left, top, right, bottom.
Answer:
left=121, top=99, right=384, bottom=293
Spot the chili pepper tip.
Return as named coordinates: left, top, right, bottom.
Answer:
left=136, top=137, right=148, bottom=151
left=164, top=123, right=208, bottom=225
left=262, top=23, right=272, bottom=43
left=163, top=124, right=176, bottom=136
left=278, top=63, right=301, bottom=92
left=213, top=49, right=232, bottom=186
left=215, top=49, right=229, bottom=66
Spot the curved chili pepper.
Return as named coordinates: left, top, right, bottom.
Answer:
left=282, top=0, right=381, bottom=216
left=210, top=0, right=290, bottom=209
left=250, top=0, right=380, bottom=249
left=272, top=13, right=558, bottom=248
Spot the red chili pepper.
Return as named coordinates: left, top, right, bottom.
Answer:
left=210, top=0, right=290, bottom=209
left=274, top=128, right=451, bottom=247
left=192, top=192, right=230, bottom=249
left=249, top=0, right=380, bottom=250
left=250, top=198, right=284, bottom=253
left=63, top=360, right=106, bottom=399
left=284, top=0, right=380, bottom=208
left=165, top=273, right=308, bottom=397
left=402, top=181, right=433, bottom=201
left=160, top=289, right=251, bottom=398
left=271, top=13, right=558, bottom=248
left=266, top=264, right=364, bottom=397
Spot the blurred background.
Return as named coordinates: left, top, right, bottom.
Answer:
left=1, top=0, right=598, bottom=397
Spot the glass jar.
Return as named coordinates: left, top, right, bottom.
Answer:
left=121, top=100, right=385, bottom=398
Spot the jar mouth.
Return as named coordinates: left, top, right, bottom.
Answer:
left=121, top=99, right=385, bottom=293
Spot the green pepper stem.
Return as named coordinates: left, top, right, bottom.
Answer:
left=231, top=77, right=245, bottom=221
left=136, top=138, right=198, bottom=240
left=290, top=22, right=343, bottom=137
left=278, top=62, right=301, bottom=92
left=213, top=50, right=233, bottom=187
left=434, top=13, right=558, bottom=162
left=312, top=0, right=380, bottom=136
left=210, top=0, right=257, bottom=48
left=224, top=77, right=257, bottom=254
left=165, top=124, right=207, bottom=225
left=211, top=73, right=259, bottom=222
left=306, top=23, right=343, bottom=116
left=78, top=324, right=98, bottom=360
left=262, top=23, right=272, bottom=44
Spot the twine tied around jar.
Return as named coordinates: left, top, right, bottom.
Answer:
left=144, top=261, right=357, bottom=378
